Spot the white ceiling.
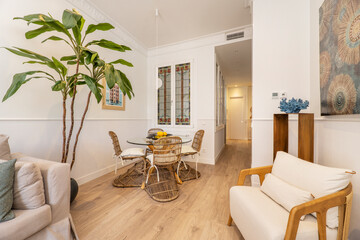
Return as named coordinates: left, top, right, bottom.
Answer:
left=87, top=0, right=252, bottom=48
left=215, top=40, right=252, bottom=86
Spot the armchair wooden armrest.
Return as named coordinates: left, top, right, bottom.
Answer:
left=285, top=183, right=353, bottom=240
left=228, top=165, right=273, bottom=226
left=236, top=165, right=273, bottom=186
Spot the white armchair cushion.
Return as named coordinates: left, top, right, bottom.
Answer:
left=181, top=145, right=197, bottom=154
left=261, top=174, right=314, bottom=220
left=272, top=151, right=353, bottom=228
left=0, top=160, right=46, bottom=210
left=120, top=148, right=145, bottom=157
left=230, top=186, right=337, bottom=240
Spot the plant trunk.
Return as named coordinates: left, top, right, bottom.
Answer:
left=61, top=96, right=67, bottom=163
left=64, top=60, right=80, bottom=163
left=70, top=91, right=92, bottom=169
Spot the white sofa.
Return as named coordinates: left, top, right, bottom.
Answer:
left=228, top=151, right=354, bottom=240
left=0, top=153, right=76, bottom=240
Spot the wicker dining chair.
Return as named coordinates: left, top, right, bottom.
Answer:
left=147, top=128, right=164, bottom=135
left=108, top=131, right=146, bottom=174
left=178, top=130, right=205, bottom=178
left=146, top=136, right=182, bottom=183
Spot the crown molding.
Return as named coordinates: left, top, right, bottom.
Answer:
left=66, top=0, right=148, bottom=56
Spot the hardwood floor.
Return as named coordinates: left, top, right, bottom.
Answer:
left=71, top=140, right=251, bottom=240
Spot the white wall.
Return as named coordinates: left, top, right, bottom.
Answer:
left=0, top=0, right=149, bottom=184
left=147, top=27, right=252, bottom=164
left=252, top=0, right=310, bottom=170
left=253, top=0, right=360, bottom=237
left=310, top=0, right=360, bottom=238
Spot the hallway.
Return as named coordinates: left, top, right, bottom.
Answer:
left=71, top=140, right=251, bottom=240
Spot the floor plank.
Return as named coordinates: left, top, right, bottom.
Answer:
left=71, top=140, right=251, bottom=240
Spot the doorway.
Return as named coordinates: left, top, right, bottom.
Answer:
left=215, top=39, right=252, bottom=141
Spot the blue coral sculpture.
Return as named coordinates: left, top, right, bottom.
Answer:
left=279, top=98, right=309, bottom=113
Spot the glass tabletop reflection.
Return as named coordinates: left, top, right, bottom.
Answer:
left=127, top=136, right=192, bottom=145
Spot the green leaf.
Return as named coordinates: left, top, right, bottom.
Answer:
left=104, top=64, right=115, bottom=89
left=52, top=80, right=66, bottom=91
left=60, top=55, right=77, bottom=61
left=72, top=26, right=81, bottom=44
left=122, top=45, right=131, bottom=51
left=14, top=14, right=52, bottom=25
left=23, top=60, right=46, bottom=65
left=25, top=25, right=53, bottom=39
left=85, top=23, right=114, bottom=35
left=41, top=36, right=71, bottom=46
left=3, top=47, right=51, bottom=62
left=52, top=57, right=67, bottom=77
left=66, top=60, right=77, bottom=65
left=78, top=17, right=85, bottom=31
left=42, top=20, right=72, bottom=38
left=3, top=71, right=49, bottom=101
left=119, top=70, right=133, bottom=91
left=62, top=9, right=82, bottom=29
left=86, top=39, right=127, bottom=52
left=82, top=74, right=102, bottom=103
left=94, top=59, right=105, bottom=67
left=110, top=59, right=133, bottom=67
left=116, top=70, right=134, bottom=99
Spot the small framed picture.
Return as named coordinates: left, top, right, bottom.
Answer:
left=102, top=78, right=125, bottom=111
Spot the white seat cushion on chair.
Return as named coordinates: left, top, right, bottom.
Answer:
left=146, top=154, right=154, bottom=165
left=272, top=151, right=353, bottom=228
left=230, top=186, right=337, bottom=240
left=120, top=148, right=145, bottom=157
left=181, top=145, right=197, bottom=154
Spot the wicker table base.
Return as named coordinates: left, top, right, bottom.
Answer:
left=113, top=161, right=200, bottom=202
left=145, top=167, right=179, bottom=202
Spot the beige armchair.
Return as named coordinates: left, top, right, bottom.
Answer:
left=228, top=152, right=354, bottom=240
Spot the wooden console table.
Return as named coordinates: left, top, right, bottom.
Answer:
left=273, top=113, right=314, bottom=162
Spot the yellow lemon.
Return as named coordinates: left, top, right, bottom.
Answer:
left=163, top=132, right=167, bottom=136
left=157, top=131, right=163, bottom=136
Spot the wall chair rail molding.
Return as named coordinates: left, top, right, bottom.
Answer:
left=0, top=118, right=150, bottom=122
left=66, top=0, right=148, bottom=56
left=252, top=117, right=360, bottom=123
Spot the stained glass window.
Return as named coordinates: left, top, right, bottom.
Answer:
left=158, top=66, right=171, bottom=125
left=175, top=63, right=190, bottom=125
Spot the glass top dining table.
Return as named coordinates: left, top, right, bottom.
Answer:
left=127, top=136, right=192, bottom=145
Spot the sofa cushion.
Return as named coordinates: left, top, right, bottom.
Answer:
left=0, top=160, right=45, bottom=210
left=272, top=151, right=353, bottom=228
left=230, top=186, right=337, bottom=240
left=0, top=159, right=16, bottom=222
left=260, top=173, right=314, bottom=220
left=0, top=204, right=51, bottom=240
left=0, top=135, right=11, bottom=160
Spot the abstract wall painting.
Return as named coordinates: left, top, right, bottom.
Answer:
left=102, top=78, right=125, bottom=111
left=320, top=0, right=360, bottom=115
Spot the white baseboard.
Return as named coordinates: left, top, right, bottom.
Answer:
left=215, top=144, right=226, bottom=163
left=74, top=161, right=133, bottom=185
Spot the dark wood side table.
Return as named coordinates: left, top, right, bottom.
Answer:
left=273, top=113, right=314, bottom=162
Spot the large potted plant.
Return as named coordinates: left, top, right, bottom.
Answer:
left=2, top=9, right=134, bottom=201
